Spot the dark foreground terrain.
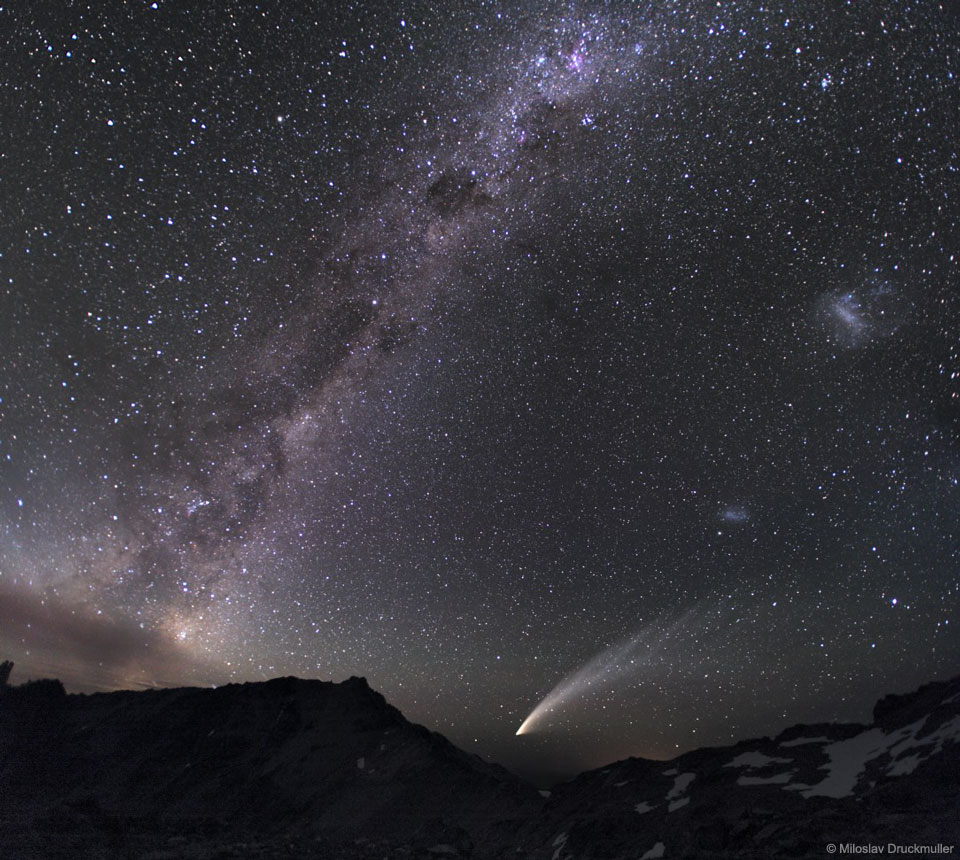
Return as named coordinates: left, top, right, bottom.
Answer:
left=1, top=671, right=958, bottom=859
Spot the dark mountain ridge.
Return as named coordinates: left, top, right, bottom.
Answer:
left=1, top=670, right=958, bottom=859
left=0, top=673, right=540, bottom=859
left=520, top=673, right=960, bottom=859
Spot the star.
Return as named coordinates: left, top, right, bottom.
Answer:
left=1, top=0, right=957, bottom=784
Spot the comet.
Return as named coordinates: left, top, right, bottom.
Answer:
left=516, top=611, right=697, bottom=736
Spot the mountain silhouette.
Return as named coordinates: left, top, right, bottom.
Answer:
left=1, top=670, right=958, bottom=858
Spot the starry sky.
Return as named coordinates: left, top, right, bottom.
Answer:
left=2, top=0, right=959, bottom=784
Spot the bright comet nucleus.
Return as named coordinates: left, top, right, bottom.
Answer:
left=515, top=611, right=697, bottom=736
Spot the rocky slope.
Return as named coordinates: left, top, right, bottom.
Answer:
left=0, top=675, right=541, bottom=859
left=1, top=672, right=958, bottom=859
left=514, top=675, right=960, bottom=859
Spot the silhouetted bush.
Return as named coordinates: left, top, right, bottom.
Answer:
left=13, top=677, right=67, bottom=701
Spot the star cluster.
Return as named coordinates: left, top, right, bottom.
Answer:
left=2, top=0, right=959, bottom=782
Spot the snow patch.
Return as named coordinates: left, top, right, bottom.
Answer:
left=725, top=749, right=795, bottom=787
left=785, top=719, right=926, bottom=798
left=666, top=772, right=694, bottom=798
left=539, top=790, right=552, bottom=798
left=551, top=832, right=568, bottom=860
left=640, top=841, right=666, bottom=859
left=726, top=751, right=792, bottom=769
left=662, top=771, right=695, bottom=811
left=779, top=736, right=829, bottom=747
left=635, top=801, right=654, bottom=814
left=613, top=780, right=629, bottom=787
left=887, top=715, right=960, bottom=776
left=888, top=754, right=923, bottom=778
left=356, top=757, right=365, bottom=770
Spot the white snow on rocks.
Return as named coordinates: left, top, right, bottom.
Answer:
left=665, top=771, right=695, bottom=811
left=634, top=801, right=654, bottom=814
left=726, top=751, right=792, bottom=769
left=665, top=772, right=695, bottom=797
left=887, top=715, right=960, bottom=777
left=551, top=832, right=568, bottom=860
left=724, top=710, right=960, bottom=798
left=785, top=718, right=928, bottom=798
left=725, top=750, right=795, bottom=787
left=640, top=841, right=666, bottom=859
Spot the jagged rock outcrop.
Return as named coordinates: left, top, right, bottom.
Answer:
left=1, top=672, right=959, bottom=859
left=513, top=675, right=960, bottom=859
left=0, top=675, right=540, bottom=859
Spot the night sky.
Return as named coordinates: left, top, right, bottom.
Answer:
left=2, top=0, right=959, bottom=783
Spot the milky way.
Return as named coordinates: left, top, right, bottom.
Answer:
left=2, top=0, right=959, bottom=781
